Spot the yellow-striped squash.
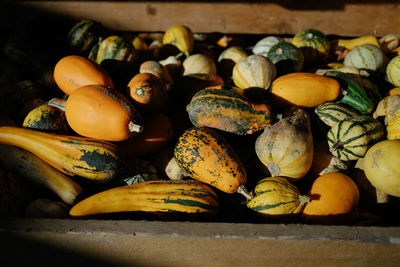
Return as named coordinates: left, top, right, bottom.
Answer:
left=183, top=54, right=217, bottom=76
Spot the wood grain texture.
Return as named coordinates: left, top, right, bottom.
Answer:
left=6, top=1, right=400, bottom=36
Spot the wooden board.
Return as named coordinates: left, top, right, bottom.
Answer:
left=1, top=218, right=400, bottom=266
left=4, top=1, right=400, bottom=36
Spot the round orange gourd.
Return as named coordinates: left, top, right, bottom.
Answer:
left=53, top=55, right=113, bottom=95
left=302, top=172, right=359, bottom=222
left=65, top=85, right=142, bottom=141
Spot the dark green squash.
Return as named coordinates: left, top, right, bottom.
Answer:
left=67, top=19, right=105, bottom=55
left=267, top=41, right=304, bottom=75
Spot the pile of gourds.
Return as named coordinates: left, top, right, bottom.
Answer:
left=0, top=18, right=400, bottom=225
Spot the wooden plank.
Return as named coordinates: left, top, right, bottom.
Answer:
left=4, top=1, right=400, bottom=36
left=1, top=218, right=400, bottom=266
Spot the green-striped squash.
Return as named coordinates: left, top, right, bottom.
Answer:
left=344, top=44, right=385, bottom=72
left=386, top=55, right=400, bottom=87
left=232, top=55, right=276, bottom=90
left=182, top=54, right=217, bottom=75
left=246, top=176, right=310, bottom=216
left=67, top=19, right=105, bottom=55
left=315, top=102, right=359, bottom=127
left=186, top=88, right=273, bottom=135
left=89, top=35, right=136, bottom=64
left=114, top=158, right=158, bottom=186
left=324, top=71, right=374, bottom=114
left=252, top=36, right=283, bottom=57
left=174, top=127, right=248, bottom=196
left=22, top=104, right=69, bottom=133
left=291, top=29, right=330, bottom=64
left=70, top=179, right=219, bottom=216
left=267, top=41, right=304, bottom=75
left=327, top=115, right=385, bottom=161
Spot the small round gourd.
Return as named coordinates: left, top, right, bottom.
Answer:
left=183, top=54, right=217, bottom=75
left=291, top=29, right=330, bottom=64
left=252, top=36, right=283, bottom=57
left=267, top=41, right=304, bottom=75
left=89, top=35, right=136, bottom=64
left=386, top=55, right=400, bottom=87
left=67, top=19, right=104, bottom=54
left=232, top=55, right=276, bottom=90
left=344, top=44, right=385, bottom=72
left=23, top=104, right=69, bottom=133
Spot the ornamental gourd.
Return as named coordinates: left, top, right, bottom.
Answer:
left=67, top=19, right=105, bottom=55
left=267, top=41, right=304, bottom=75
left=53, top=55, right=114, bottom=95
left=183, top=54, right=217, bottom=76
left=88, top=35, right=136, bottom=64
left=65, top=85, right=143, bottom=142
left=386, top=55, right=400, bottom=87
left=252, top=36, right=283, bottom=57
left=23, top=103, right=69, bottom=134
left=344, top=44, right=385, bottom=72
left=291, top=29, right=330, bottom=65
left=315, top=102, right=359, bottom=127
left=163, top=25, right=194, bottom=57
left=255, top=109, right=313, bottom=180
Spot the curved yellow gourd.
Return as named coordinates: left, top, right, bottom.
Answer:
left=163, top=25, right=194, bottom=56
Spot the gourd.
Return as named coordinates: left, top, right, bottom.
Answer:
left=302, top=172, right=359, bottom=223
left=267, top=41, right=304, bottom=75
left=165, top=157, right=186, bottom=180
left=336, top=36, right=380, bottom=51
left=0, top=144, right=83, bottom=205
left=53, top=55, right=114, bottom=95
left=70, top=179, right=219, bottom=216
left=361, top=140, right=400, bottom=199
left=88, top=35, right=136, bottom=64
left=22, top=103, right=69, bottom=134
left=255, top=109, right=313, bottom=180
left=186, top=88, right=273, bottom=135
left=232, top=55, right=276, bottom=90
left=246, top=176, right=310, bottom=216
left=65, top=85, right=143, bottom=142
left=344, top=44, right=385, bottom=72
left=270, top=72, right=340, bottom=108
left=127, top=73, right=167, bottom=114
left=182, top=54, right=217, bottom=75
left=113, top=158, right=158, bottom=186
left=162, top=25, right=194, bottom=57
left=373, top=94, right=400, bottom=140
left=291, top=29, right=330, bottom=64
left=315, top=102, right=359, bottom=127
left=139, top=60, right=174, bottom=91
left=67, top=19, right=105, bottom=55
left=252, top=36, right=283, bottom=57
left=386, top=55, right=400, bottom=87
left=324, top=71, right=374, bottom=114
left=174, top=127, right=250, bottom=198
left=327, top=116, right=385, bottom=161
left=379, top=34, right=399, bottom=54
left=218, top=46, right=248, bottom=79
left=0, top=126, right=121, bottom=181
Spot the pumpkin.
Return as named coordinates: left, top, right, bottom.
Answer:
left=344, top=44, right=386, bottom=72
left=246, top=176, right=309, bottom=216
left=139, top=60, right=174, bottom=91
left=186, top=88, right=273, bottom=135
left=252, top=36, right=283, bottom=57
left=255, top=109, right=313, bottom=180
left=362, top=140, right=400, bottom=198
left=65, top=85, right=143, bottom=142
left=291, top=29, right=330, bottom=65
left=232, top=54, right=276, bottom=90
left=162, top=25, right=194, bottom=56
left=88, top=35, right=136, bottom=64
left=174, top=127, right=250, bottom=198
left=386, top=55, right=400, bottom=87
left=127, top=73, right=167, bottom=114
left=113, top=158, right=159, bottom=186
left=53, top=55, right=114, bottom=95
left=267, top=41, right=304, bottom=75
left=22, top=103, right=69, bottom=134
left=302, top=172, right=360, bottom=223
left=182, top=54, right=217, bottom=76
left=270, top=72, right=340, bottom=108
left=67, top=19, right=105, bottom=55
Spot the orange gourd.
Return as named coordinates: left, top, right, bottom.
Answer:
left=53, top=55, right=113, bottom=95
left=65, top=85, right=143, bottom=141
left=302, top=172, right=359, bottom=223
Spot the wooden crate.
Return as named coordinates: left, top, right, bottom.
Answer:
left=1, top=1, right=400, bottom=266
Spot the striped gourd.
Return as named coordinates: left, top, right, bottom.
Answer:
left=89, top=35, right=136, bottom=64
left=386, top=55, right=400, bottom=87
left=291, top=29, right=330, bottom=64
left=69, top=179, right=219, bottom=217
left=252, top=36, right=283, bottom=57
left=186, top=88, right=273, bottom=135
left=218, top=46, right=248, bottom=64
left=324, top=71, right=374, bottom=114
left=163, top=25, right=194, bottom=57
left=67, top=19, right=104, bottom=54
left=344, top=44, right=385, bottom=72
left=183, top=54, right=217, bottom=75
left=246, top=177, right=310, bottom=216
left=267, top=41, right=304, bottom=75
left=327, top=115, right=385, bottom=161
left=315, top=102, right=359, bottom=127
left=232, top=55, right=276, bottom=90
left=174, top=127, right=249, bottom=197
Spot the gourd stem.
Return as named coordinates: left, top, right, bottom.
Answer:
left=129, top=121, right=143, bottom=133
left=329, top=141, right=343, bottom=153
left=376, top=189, right=389, bottom=204
left=237, top=185, right=252, bottom=200
left=47, top=98, right=66, bottom=111
left=299, top=195, right=311, bottom=205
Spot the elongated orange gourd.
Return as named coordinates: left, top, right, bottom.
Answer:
left=65, top=85, right=143, bottom=142
left=271, top=72, right=340, bottom=108
left=53, top=55, right=113, bottom=95
left=0, top=126, right=121, bottom=181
